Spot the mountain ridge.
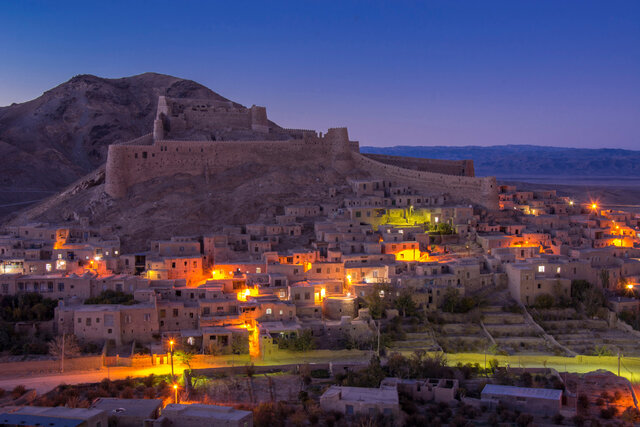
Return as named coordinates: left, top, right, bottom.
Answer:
left=360, top=145, right=640, bottom=178
left=0, top=72, right=250, bottom=216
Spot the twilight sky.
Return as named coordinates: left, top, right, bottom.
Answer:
left=1, top=1, right=638, bottom=149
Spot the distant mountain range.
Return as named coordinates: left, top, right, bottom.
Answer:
left=360, top=145, right=640, bottom=179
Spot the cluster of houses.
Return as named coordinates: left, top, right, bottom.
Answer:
left=1, top=179, right=639, bottom=359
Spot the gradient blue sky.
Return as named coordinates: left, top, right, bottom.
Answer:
left=1, top=1, right=638, bottom=148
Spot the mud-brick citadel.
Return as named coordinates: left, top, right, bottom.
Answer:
left=104, top=96, right=498, bottom=208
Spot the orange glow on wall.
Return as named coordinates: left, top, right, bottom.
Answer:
left=236, top=287, right=259, bottom=301
left=393, top=249, right=429, bottom=262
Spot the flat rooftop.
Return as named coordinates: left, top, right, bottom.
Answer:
left=162, top=403, right=251, bottom=421
left=323, top=385, right=399, bottom=405
left=91, top=397, right=162, bottom=417
left=482, top=384, right=562, bottom=400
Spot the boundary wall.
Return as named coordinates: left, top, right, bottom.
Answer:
left=363, top=153, right=474, bottom=177
left=352, top=152, right=498, bottom=209
left=105, top=128, right=352, bottom=198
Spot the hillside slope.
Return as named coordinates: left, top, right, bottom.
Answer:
left=0, top=72, right=241, bottom=216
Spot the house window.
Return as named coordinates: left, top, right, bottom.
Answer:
left=173, top=309, right=179, bottom=317
left=86, top=318, right=91, bottom=326
left=266, top=308, right=272, bottom=315
left=144, top=314, right=151, bottom=321
left=538, top=266, right=545, bottom=273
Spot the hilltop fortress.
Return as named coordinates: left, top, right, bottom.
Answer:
left=105, top=96, right=498, bottom=208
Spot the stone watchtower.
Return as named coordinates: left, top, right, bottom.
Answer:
left=250, top=105, right=268, bottom=133
left=153, top=96, right=170, bottom=141
left=325, top=127, right=355, bottom=174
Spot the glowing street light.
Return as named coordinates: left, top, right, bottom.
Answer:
left=173, top=383, right=179, bottom=404
left=168, top=339, right=175, bottom=381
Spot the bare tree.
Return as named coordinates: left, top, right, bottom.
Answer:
left=48, top=334, right=81, bottom=372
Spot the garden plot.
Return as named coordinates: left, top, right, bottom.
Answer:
left=389, top=331, right=441, bottom=353
left=429, top=312, right=490, bottom=353
left=534, top=308, right=640, bottom=356
left=481, top=306, right=549, bottom=354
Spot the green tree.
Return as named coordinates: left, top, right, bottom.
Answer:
left=279, top=329, right=315, bottom=352
left=533, top=294, right=554, bottom=309
left=362, top=284, right=392, bottom=319
left=231, top=334, right=249, bottom=355
left=394, top=289, right=416, bottom=317
left=175, top=350, right=195, bottom=370
left=599, top=269, right=610, bottom=289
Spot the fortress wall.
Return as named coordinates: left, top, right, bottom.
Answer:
left=105, top=129, right=351, bottom=198
left=352, top=152, right=498, bottom=209
left=182, top=108, right=252, bottom=130
left=363, top=153, right=474, bottom=176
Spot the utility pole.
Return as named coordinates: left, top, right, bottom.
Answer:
left=484, top=345, right=487, bottom=376
left=376, top=320, right=380, bottom=357
left=169, top=340, right=175, bottom=382
left=618, top=351, right=621, bottom=377
left=61, top=334, right=65, bottom=373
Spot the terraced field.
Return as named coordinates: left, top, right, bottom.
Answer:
left=535, top=308, right=640, bottom=356
left=481, top=306, right=551, bottom=354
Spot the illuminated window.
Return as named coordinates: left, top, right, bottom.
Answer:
left=538, top=266, right=545, bottom=273
left=45, top=264, right=52, bottom=272
left=556, top=267, right=561, bottom=274
left=266, top=308, right=272, bottom=315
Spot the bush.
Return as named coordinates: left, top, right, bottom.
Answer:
left=84, top=290, right=136, bottom=305
left=600, top=406, right=618, bottom=419
left=310, top=369, right=330, bottom=379
left=533, top=294, right=554, bottom=309
left=577, top=394, right=590, bottom=412
left=11, top=385, right=27, bottom=399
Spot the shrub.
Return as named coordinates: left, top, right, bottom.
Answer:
left=310, top=369, right=330, bottom=378
left=577, top=394, right=590, bottom=412
left=11, top=385, right=26, bottom=399
left=600, top=406, right=618, bottom=419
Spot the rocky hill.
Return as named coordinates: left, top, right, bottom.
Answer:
left=360, top=145, right=640, bottom=179
left=0, top=73, right=242, bottom=217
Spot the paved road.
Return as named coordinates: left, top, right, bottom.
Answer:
left=1, top=351, right=639, bottom=395
left=0, top=364, right=188, bottom=394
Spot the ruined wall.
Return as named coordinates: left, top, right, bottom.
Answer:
left=105, top=128, right=353, bottom=198
left=363, top=153, right=474, bottom=176
left=104, top=116, right=498, bottom=209
left=163, top=97, right=268, bottom=135
left=352, top=152, right=498, bottom=209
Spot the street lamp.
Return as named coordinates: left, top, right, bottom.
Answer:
left=173, top=383, right=179, bottom=404
left=169, top=339, right=175, bottom=381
